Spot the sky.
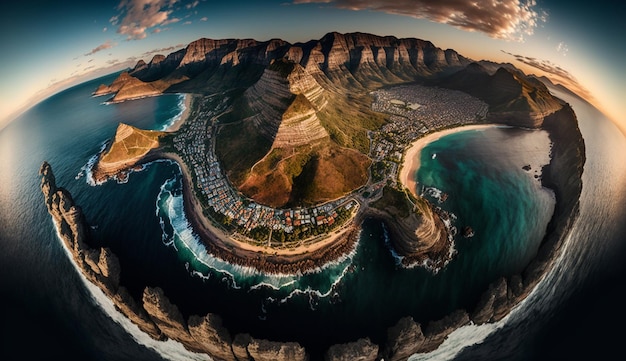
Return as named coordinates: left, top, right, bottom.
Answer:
left=0, top=0, right=624, bottom=132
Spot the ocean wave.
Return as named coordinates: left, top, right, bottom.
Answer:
left=155, top=171, right=361, bottom=298
left=159, top=94, right=186, bottom=131
left=49, top=214, right=212, bottom=361
left=79, top=141, right=109, bottom=185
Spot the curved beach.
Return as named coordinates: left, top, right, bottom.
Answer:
left=400, top=124, right=498, bottom=197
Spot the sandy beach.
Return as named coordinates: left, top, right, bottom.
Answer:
left=166, top=93, right=194, bottom=132
left=400, top=124, right=497, bottom=197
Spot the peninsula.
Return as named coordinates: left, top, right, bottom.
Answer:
left=42, top=32, right=585, bottom=360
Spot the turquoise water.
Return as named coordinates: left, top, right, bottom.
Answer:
left=417, top=127, right=555, bottom=276
left=0, top=73, right=571, bottom=359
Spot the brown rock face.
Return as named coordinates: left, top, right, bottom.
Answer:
left=246, top=338, right=308, bottom=361
left=188, top=314, right=236, bottom=361
left=325, top=338, right=379, bottom=361
left=142, top=287, right=200, bottom=351
left=385, top=317, right=425, bottom=361
left=232, top=334, right=253, bottom=361
left=421, top=310, right=470, bottom=352
left=243, top=59, right=329, bottom=148
left=231, top=334, right=308, bottom=361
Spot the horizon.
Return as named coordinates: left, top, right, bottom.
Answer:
left=1, top=1, right=624, bottom=134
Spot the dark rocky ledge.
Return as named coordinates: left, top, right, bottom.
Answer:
left=39, top=99, right=584, bottom=360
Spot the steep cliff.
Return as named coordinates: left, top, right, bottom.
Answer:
left=98, top=32, right=469, bottom=102
left=39, top=162, right=164, bottom=340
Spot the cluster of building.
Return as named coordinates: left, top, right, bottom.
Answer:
left=368, top=84, right=488, bottom=162
left=371, top=84, right=488, bottom=131
left=172, top=104, right=356, bottom=243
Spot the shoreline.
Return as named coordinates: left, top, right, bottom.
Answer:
left=166, top=94, right=193, bottom=132
left=399, top=124, right=503, bottom=197
left=160, top=150, right=361, bottom=274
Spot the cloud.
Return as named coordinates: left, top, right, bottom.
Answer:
left=200, top=16, right=208, bottom=21
left=556, top=41, right=568, bottom=56
left=293, top=0, right=547, bottom=42
left=112, top=0, right=182, bottom=40
left=186, top=0, right=199, bottom=9
left=152, top=28, right=162, bottom=33
left=183, top=20, right=192, bottom=25
left=140, top=44, right=185, bottom=57
left=103, top=27, right=108, bottom=32
left=84, top=40, right=116, bottom=56
left=502, top=50, right=593, bottom=100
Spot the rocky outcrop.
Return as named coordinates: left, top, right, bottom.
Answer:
left=91, top=123, right=165, bottom=183
left=384, top=311, right=470, bottom=360
left=325, top=338, right=379, bottom=361
left=39, top=161, right=164, bottom=340
left=367, top=187, right=453, bottom=272
left=142, top=287, right=199, bottom=351
left=420, top=310, right=470, bottom=352
left=231, top=334, right=309, bottom=361
left=188, top=314, right=237, bottom=361
left=385, top=316, right=425, bottom=361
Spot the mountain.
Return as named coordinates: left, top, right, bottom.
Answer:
left=97, top=31, right=567, bottom=207
left=436, top=62, right=563, bottom=127
left=98, top=31, right=471, bottom=101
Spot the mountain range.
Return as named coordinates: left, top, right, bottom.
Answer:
left=96, top=31, right=564, bottom=207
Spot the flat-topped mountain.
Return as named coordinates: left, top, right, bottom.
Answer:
left=97, top=32, right=471, bottom=101
left=96, top=31, right=566, bottom=208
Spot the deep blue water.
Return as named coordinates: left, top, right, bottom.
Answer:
left=1, top=74, right=625, bottom=361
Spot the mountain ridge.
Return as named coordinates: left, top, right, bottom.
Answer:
left=96, top=31, right=568, bottom=208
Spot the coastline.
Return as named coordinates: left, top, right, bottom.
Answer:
left=43, top=102, right=586, bottom=360
left=399, top=124, right=498, bottom=197
left=166, top=94, right=193, bottom=132
left=160, top=150, right=361, bottom=274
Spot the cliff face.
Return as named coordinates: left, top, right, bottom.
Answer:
left=39, top=162, right=164, bottom=340
left=98, top=31, right=470, bottom=101
left=242, top=59, right=329, bottom=148
left=41, top=161, right=318, bottom=361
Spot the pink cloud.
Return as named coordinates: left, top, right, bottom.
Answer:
left=113, top=0, right=182, bottom=40
left=293, top=0, right=547, bottom=42
left=84, top=40, right=116, bottom=56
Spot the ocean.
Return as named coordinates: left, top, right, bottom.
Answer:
left=1, top=73, right=625, bottom=360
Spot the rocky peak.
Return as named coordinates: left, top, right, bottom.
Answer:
left=244, top=58, right=329, bottom=148
left=132, top=59, right=147, bottom=72
left=177, top=38, right=235, bottom=69
left=150, top=54, right=166, bottom=65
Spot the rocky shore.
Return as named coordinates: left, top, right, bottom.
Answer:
left=40, top=95, right=584, bottom=359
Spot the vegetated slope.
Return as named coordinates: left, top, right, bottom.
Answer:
left=99, top=31, right=568, bottom=208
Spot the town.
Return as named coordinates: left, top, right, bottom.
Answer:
left=367, top=84, right=488, bottom=189
left=171, top=84, right=487, bottom=247
left=172, top=97, right=358, bottom=247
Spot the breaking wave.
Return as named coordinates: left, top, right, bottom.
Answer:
left=154, top=167, right=359, bottom=302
